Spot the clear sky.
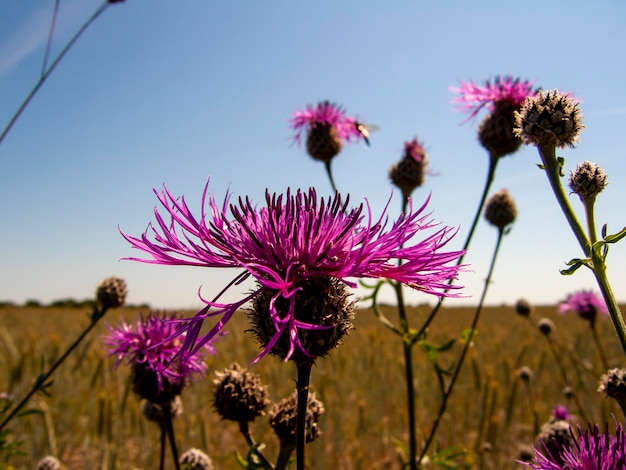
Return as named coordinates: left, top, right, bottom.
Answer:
left=1, top=0, right=625, bottom=311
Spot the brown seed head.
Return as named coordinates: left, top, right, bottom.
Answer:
left=269, top=390, right=325, bottom=447
left=514, top=89, right=584, bottom=148
left=212, top=363, right=270, bottom=423
left=141, top=396, right=184, bottom=425
left=484, top=189, right=517, bottom=230
left=568, top=161, right=608, bottom=203
left=96, top=277, right=127, bottom=309
left=538, top=318, right=555, bottom=336
left=517, top=366, right=534, bottom=382
left=36, top=456, right=61, bottom=470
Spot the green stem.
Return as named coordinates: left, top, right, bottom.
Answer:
left=590, top=323, right=609, bottom=372
left=0, top=1, right=111, bottom=147
left=296, top=362, right=313, bottom=470
left=536, top=145, right=590, bottom=255
left=592, top=266, right=626, bottom=357
left=418, top=227, right=505, bottom=465
left=239, top=421, right=274, bottom=469
left=159, top=424, right=167, bottom=470
left=0, top=305, right=108, bottom=432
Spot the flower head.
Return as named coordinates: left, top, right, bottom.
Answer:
left=389, top=137, right=429, bottom=199
left=523, top=421, right=626, bottom=470
left=96, top=277, right=127, bottom=310
left=179, top=448, right=213, bottom=470
left=514, top=89, right=584, bottom=149
left=451, top=75, right=536, bottom=121
left=213, top=363, right=270, bottom=423
left=569, top=161, right=608, bottom=203
left=104, top=312, right=214, bottom=402
left=598, top=368, right=626, bottom=402
left=121, top=180, right=466, bottom=363
left=290, top=101, right=365, bottom=162
left=538, top=318, right=556, bottom=336
left=558, top=290, right=608, bottom=325
left=484, top=188, right=517, bottom=230
left=269, top=390, right=325, bottom=447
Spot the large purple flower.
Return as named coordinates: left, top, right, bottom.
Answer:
left=121, top=181, right=465, bottom=362
left=289, top=100, right=364, bottom=146
left=558, top=290, right=608, bottom=324
left=104, top=312, right=214, bottom=400
left=450, top=75, right=536, bottom=121
left=524, top=422, right=626, bottom=469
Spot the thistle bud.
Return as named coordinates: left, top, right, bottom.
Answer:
left=36, top=456, right=61, bottom=470
left=96, top=277, right=127, bottom=309
left=515, top=298, right=533, bottom=317
left=269, top=390, right=325, bottom=447
left=306, top=123, right=342, bottom=163
left=179, top=448, right=213, bottom=470
left=514, top=89, right=584, bottom=149
left=389, top=138, right=428, bottom=198
left=484, top=189, right=517, bottom=230
left=213, top=363, right=270, bottom=423
left=538, top=318, right=555, bottom=336
left=535, top=419, right=573, bottom=466
left=568, top=161, right=608, bottom=203
left=517, top=366, right=534, bottom=382
left=141, top=396, right=184, bottom=425
left=598, top=368, right=626, bottom=401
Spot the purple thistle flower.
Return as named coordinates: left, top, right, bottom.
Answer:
left=558, top=290, right=608, bottom=324
left=552, top=405, right=570, bottom=422
left=290, top=100, right=364, bottom=145
left=103, top=312, right=214, bottom=391
left=523, top=421, right=626, bottom=469
left=121, top=180, right=466, bottom=363
left=404, top=138, right=426, bottom=163
left=450, top=75, right=536, bottom=121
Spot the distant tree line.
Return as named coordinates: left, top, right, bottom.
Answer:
left=0, top=298, right=150, bottom=309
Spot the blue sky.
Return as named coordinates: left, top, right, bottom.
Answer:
left=1, top=0, right=625, bottom=311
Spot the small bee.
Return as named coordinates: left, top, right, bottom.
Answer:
left=354, top=121, right=379, bottom=146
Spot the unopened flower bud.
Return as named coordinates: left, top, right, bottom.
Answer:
left=515, top=298, right=533, bottom=317
left=306, top=123, right=342, bottom=163
left=141, top=396, right=184, bottom=425
left=484, top=189, right=517, bottom=230
left=269, top=390, right=325, bottom=447
left=96, top=277, right=127, bottom=309
left=389, top=138, right=428, bottom=198
left=538, top=318, right=555, bottom=336
left=179, top=448, right=213, bottom=470
left=598, top=368, right=626, bottom=401
left=36, top=456, right=60, bottom=470
left=514, top=89, right=584, bottom=149
left=569, top=161, right=608, bottom=203
left=536, top=419, right=573, bottom=466
left=213, top=363, right=270, bottom=423
left=517, top=366, right=534, bottom=382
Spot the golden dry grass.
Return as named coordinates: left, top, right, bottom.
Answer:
left=0, top=303, right=623, bottom=469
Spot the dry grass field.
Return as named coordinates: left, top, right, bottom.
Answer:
left=0, top=302, right=623, bottom=469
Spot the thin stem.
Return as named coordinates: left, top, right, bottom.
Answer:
left=592, top=267, right=626, bottom=357
left=42, top=0, right=61, bottom=77
left=164, top=403, right=181, bottom=470
left=0, top=1, right=111, bottom=147
left=418, top=227, right=505, bottom=465
left=0, top=305, right=108, bottom=432
left=536, top=145, right=590, bottom=255
left=296, top=362, right=312, bottom=470
left=324, top=161, right=338, bottom=193
left=238, top=421, right=274, bottom=469
left=412, top=155, right=499, bottom=341
left=275, top=444, right=295, bottom=470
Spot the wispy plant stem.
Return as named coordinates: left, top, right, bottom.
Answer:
left=418, top=227, right=505, bottom=465
left=164, top=404, right=181, bottom=470
left=324, top=161, right=338, bottom=193
left=0, top=1, right=112, bottom=147
left=0, top=305, right=108, bottom=432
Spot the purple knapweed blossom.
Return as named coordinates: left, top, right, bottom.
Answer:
left=450, top=75, right=536, bottom=121
left=104, top=312, right=214, bottom=388
left=290, top=100, right=364, bottom=145
left=523, top=421, right=626, bottom=470
left=552, top=405, right=570, bottom=422
left=121, top=180, right=466, bottom=362
left=558, top=290, right=608, bottom=324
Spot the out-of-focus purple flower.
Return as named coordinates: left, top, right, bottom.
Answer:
left=121, top=180, right=466, bottom=362
left=552, top=405, right=570, bottom=422
left=450, top=75, right=536, bottom=121
left=558, top=290, right=608, bottom=324
left=289, top=101, right=364, bottom=145
left=104, top=312, right=214, bottom=390
left=523, top=421, right=626, bottom=469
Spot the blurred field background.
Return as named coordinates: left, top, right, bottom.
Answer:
left=0, top=302, right=623, bottom=470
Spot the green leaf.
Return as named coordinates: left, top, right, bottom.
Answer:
left=537, top=163, right=545, bottom=170
left=604, top=226, right=626, bottom=244
left=559, top=258, right=590, bottom=275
